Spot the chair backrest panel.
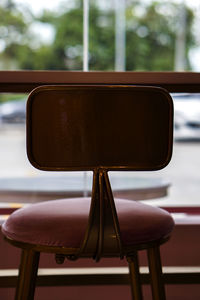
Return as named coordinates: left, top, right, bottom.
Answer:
left=26, top=85, right=173, bottom=171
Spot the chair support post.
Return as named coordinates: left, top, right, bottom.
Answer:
left=127, top=253, right=143, bottom=300
left=78, top=169, right=123, bottom=261
left=15, top=249, right=40, bottom=300
left=147, top=246, right=166, bottom=300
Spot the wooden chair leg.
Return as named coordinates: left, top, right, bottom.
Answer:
left=15, top=249, right=40, bottom=300
left=147, top=246, right=166, bottom=300
left=127, top=252, right=143, bottom=300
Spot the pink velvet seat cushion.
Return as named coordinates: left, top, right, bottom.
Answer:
left=2, top=198, right=174, bottom=249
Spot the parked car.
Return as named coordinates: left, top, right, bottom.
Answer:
left=172, top=93, right=200, bottom=141
left=0, top=99, right=26, bottom=124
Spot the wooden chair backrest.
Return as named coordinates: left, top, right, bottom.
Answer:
left=26, top=85, right=173, bottom=172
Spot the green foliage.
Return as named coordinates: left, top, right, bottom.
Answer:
left=53, top=7, right=83, bottom=69
left=88, top=3, right=115, bottom=70
left=0, top=0, right=196, bottom=71
left=0, top=93, right=25, bottom=103
left=125, top=1, right=195, bottom=71
left=0, top=0, right=32, bottom=69
left=126, top=2, right=176, bottom=70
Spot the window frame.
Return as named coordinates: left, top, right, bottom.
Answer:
left=0, top=71, right=200, bottom=93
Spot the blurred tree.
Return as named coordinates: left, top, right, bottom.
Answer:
left=89, top=3, right=115, bottom=70
left=0, top=0, right=196, bottom=71
left=0, top=0, right=32, bottom=69
left=125, top=1, right=194, bottom=71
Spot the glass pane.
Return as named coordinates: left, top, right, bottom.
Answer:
left=0, top=92, right=92, bottom=205
left=0, top=0, right=200, bottom=71
left=0, top=91, right=200, bottom=208
left=0, top=0, right=200, bottom=210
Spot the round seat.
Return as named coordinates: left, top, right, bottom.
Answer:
left=2, top=198, right=174, bottom=249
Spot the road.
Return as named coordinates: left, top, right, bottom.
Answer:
left=0, top=125, right=200, bottom=207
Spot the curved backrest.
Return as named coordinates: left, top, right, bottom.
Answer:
left=26, top=85, right=173, bottom=172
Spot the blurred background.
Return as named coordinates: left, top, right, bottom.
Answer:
left=0, top=0, right=200, bottom=207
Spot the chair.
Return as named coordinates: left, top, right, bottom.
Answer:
left=2, top=85, right=174, bottom=300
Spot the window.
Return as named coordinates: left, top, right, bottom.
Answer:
left=0, top=0, right=200, bottom=208
left=1, top=0, right=200, bottom=71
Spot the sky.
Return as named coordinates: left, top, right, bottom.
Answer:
left=15, top=0, right=66, bottom=14
left=14, top=0, right=200, bottom=14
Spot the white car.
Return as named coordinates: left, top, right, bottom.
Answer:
left=172, top=93, right=200, bottom=141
